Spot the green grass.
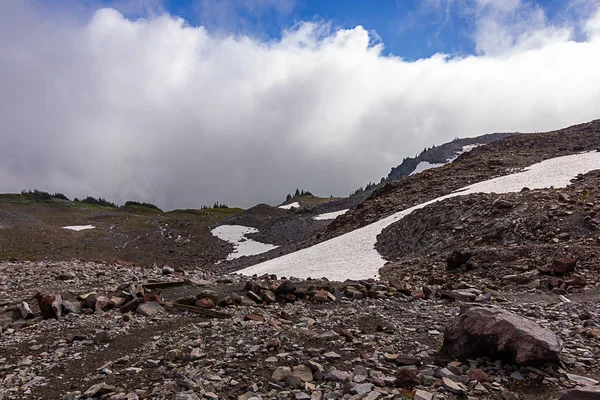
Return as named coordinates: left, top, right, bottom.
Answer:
left=167, top=207, right=243, bottom=218
left=117, top=204, right=164, bottom=215
left=0, top=193, right=32, bottom=203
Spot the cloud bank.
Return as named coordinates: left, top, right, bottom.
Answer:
left=1, top=1, right=600, bottom=210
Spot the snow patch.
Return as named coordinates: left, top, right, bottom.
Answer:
left=279, top=202, right=300, bottom=210
left=212, top=225, right=278, bottom=260
left=238, top=152, right=600, bottom=281
left=409, top=144, right=482, bottom=176
left=62, top=225, right=95, bottom=231
left=409, top=162, right=446, bottom=176
left=314, top=209, right=349, bottom=221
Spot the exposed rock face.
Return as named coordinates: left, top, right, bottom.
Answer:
left=443, top=305, right=563, bottom=365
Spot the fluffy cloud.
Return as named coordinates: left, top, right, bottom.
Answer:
left=1, top=1, right=600, bottom=210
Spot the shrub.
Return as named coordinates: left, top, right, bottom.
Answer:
left=78, top=196, right=117, bottom=208
left=124, top=200, right=161, bottom=210
left=52, top=192, right=70, bottom=201
left=21, top=189, right=52, bottom=201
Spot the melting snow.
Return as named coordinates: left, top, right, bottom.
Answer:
left=279, top=202, right=300, bottom=210
left=238, top=152, right=600, bottom=281
left=314, top=209, right=349, bottom=221
left=212, top=225, right=279, bottom=260
left=62, top=225, right=95, bottom=231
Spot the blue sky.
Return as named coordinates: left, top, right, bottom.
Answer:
left=86, top=0, right=580, bottom=60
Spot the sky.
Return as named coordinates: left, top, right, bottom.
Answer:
left=1, top=0, right=600, bottom=210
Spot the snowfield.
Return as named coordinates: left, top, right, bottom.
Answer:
left=279, top=202, right=300, bottom=210
left=313, top=209, right=349, bottom=221
left=238, top=152, right=600, bottom=280
left=62, top=225, right=95, bottom=231
left=211, top=225, right=278, bottom=260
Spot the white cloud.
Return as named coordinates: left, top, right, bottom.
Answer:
left=1, top=1, right=600, bottom=210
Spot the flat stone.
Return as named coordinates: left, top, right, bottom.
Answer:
left=414, top=390, right=434, bottom=400
left=350, top=383, right=373, bottom=395
left=442, top=377, right=467, bottom=395
left=136, top=302, right=164, bottom=317
left=292, top=364, right=313, bottom=382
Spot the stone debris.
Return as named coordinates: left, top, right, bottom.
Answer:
left=0, top=244, right=599, bottom=400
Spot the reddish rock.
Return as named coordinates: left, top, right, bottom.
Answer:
left=195, top=298, right=216, bottom=309
left=36, top=292, right=57, bottom=319
left=260, top=289, right=276, bottom=303
left=585, top=329, right=600, bottom=339
left=245, top=314, right=265, bottom=322
left=389, top=280, right=412, bottom=293
left=548, top=277, right=564, bottom=289
left=95, top=296, right=113, bottom=311
left=428, top=276, right=446, bottom=285
left=468, top=369, right=491, bottom=382
left=395, top=355, right=422, bottom=366
left=411, top=289, right=426, bottom=299
left=552, top=258, right=576, bottom=275
left=196, top=290, right=218, bottom=303
left=377, top=322, right=395, bottom=333
left=336, top=329, right=354, bottom=342
left=394, top=369, right=420, bottom=387
left=443, top=305, right=563, bottom=365
left=565, top=275, right=586, bottom=288
left=280, top=294, right=297, bottom=302
left=312, top=289, right=329, bottom=302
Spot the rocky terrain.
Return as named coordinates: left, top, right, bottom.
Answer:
left=1, top=120, right=600, bottom=399
left=1, top=258, right=599, bottom=400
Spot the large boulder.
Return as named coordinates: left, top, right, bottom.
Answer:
left=559, top=386, right=600, bottom=400
left=442, top=305, right=563, bottom=365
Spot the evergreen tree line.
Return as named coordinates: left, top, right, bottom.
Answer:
left=21, top=189, right=161, bottom=210
left=285, top=188, right=314, bottom=201
left=200, top=202, right=229, bottom=209
left=350, top=180, right=381, bottom=197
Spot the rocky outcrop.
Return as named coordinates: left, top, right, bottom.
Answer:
left=443, top=305, right=563, bottom=365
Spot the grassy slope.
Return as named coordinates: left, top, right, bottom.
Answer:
left=0, top=195, right=243, bottom=268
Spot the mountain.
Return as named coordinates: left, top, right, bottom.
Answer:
left=386, top=132, right=520, bottom=181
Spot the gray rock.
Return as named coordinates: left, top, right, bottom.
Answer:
left=441, top=377, right=467, bottom=395
left=414, top=390, right=434, bottom=400
left=350, top=383, right=373, bottom=395
left=136, top=302, right=164, bottom=317
left=272, top=366, right=292, bottom=382
left=559, top=386, right=600, bottom=400
left=443, top=305, right=563, bottom=365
